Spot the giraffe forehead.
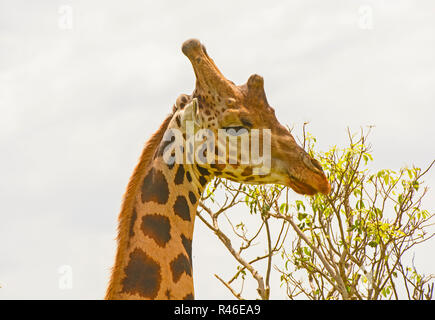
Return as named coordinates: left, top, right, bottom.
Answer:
left=195, top=91, right=275, bottom=124
left=174, top=90, right=274, bottom=129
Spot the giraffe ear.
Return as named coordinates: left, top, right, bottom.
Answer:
left=181, top=98, right=201, bottom=127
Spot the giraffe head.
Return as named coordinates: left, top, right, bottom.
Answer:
left=169, top=39, right=330, bottom=196
left=106, top=39, right=333, bottom=300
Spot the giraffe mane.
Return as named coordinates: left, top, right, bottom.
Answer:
left=105, top=112, right=173, bottom=299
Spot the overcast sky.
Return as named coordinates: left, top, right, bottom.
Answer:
left=0, top=0, right=434, bottom=299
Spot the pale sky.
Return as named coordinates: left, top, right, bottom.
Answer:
left=0, top=0, right=434, bottom=299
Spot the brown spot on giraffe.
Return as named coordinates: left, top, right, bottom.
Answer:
left=196, top=165, right=210, bottom=176
left=186, top=171, right=192, bottom=182
left=156, top=134, right=175, bottom=158
left=170, top=253, right=192, bottom=283
left=181, top=234, right=193, bottom=264
left=175, top=115, right=181, bottom=127
left=121, top=249, right=161, bottom=299
left=129, top=208, right=137, bottom=238
left=241, top=167, right=253, bottom=176
left=141, top=168, right=169, bottom=204
left=188, top=191, right=197, bottom=205
left=183, top=293, right=194, bottom=300
left=224, top=171, right=237, bottom=178
left=173, top=196, right=191, bottom=222
left=198, top=176, right=208, bottom=187
left=174, top=165, right=185, bottom=185
left=175, top=93, right=189, bottom=111
left=141, top=214, right=171, bottom=247
left=210, top=163, right=225, bottom=171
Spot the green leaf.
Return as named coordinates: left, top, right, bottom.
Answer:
left=297, top=212, right=308, bottom=221
left=280, top=203, right=289, bottom=214
left=353, top=189, right=362, bottom=198
left=374, top=207, right=383, bottom=218
left=398, top=194, right=404, bottom=204
left=368, top=240, right=378, bottom=248
left=303, top=247, right=311, bottom=256
left=406, top=168, right=413, bottom=179
left=295, top=200, right=306, bottom=212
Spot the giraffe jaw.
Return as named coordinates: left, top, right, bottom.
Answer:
left=285, top=167, right=331, bottom=196
left=271, top=158, right=331, bottom=196
left=287, top=174, right=329, bottom=196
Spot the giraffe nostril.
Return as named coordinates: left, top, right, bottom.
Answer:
left=311, top=158, right=324, bottom=172
left=302, top=153, right=323, bottom=173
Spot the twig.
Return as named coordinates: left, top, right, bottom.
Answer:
left=214, top=274, right=245, bottom=300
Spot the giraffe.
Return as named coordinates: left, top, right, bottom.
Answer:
left=105, top=39, right=331, bottom=300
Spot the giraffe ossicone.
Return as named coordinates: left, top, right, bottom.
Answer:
left=105, top=39, right=331, bottom=300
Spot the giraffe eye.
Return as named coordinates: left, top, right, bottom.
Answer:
left=223, top=126, right=248, bottom=136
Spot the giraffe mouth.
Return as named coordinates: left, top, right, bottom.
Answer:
left=288, top=175, right=318, bottom=195
left=273, top=156, right=330, bottom=195
left=287, top=171, right=331, bottom=195
left=279, top=148, right=331, bottom=196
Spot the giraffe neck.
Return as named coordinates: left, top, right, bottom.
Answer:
left=106, top=115, right=212, bottom=300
